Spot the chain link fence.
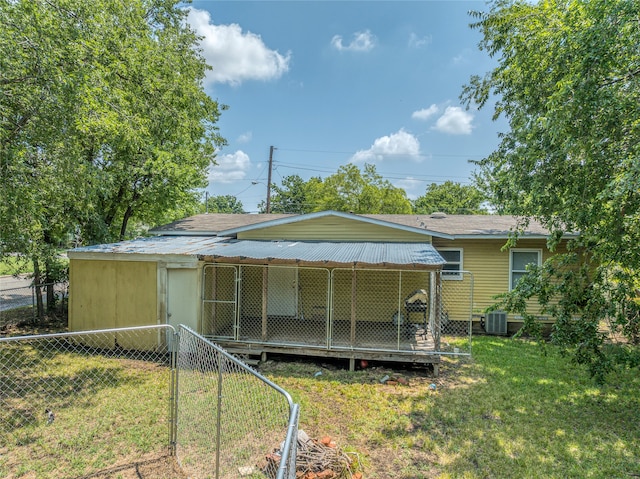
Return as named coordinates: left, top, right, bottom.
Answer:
left=202, top=264, right=473, bottom=357
left=0, top=280, right=68, bottom=325
left=440, top=271, right=474, bottom=355
left=176, top=325, right=298, bottom=479
left=0, top=324, right=299, bottom=479
left=0, top=325, right=175, bottom=478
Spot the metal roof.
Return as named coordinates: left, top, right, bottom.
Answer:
left=201, top=240, right=445, bottom=266
left=69, top=236, right=445, bottom=268
left=70, top=236, right=228, bottom=255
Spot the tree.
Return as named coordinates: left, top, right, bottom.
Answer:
left=315, top=164, right=412, bottom=214
left=259, top=175, right=318, bottom=214
left=413, top=181, right=488, bottom=215
left=203, top=195, right=245, bottom=214
left=0, top=0, right=226, bottom=320
left=259, top=165, right=412, bottom=214
left=462, top=0, right=640, bottom=380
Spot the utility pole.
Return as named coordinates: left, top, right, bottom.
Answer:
left=266, top=145, right=275, bottom=214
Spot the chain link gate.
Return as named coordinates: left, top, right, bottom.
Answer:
left=175, top=326, right=298, bottom=479
left=0, top=325, right=177, bottom=478
left=203, top=264, right=332, bottom=348
left=440, top=270, right=474, bottom=355
left=1, top=324, right=299, bottom=479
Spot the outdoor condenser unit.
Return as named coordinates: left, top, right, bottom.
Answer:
left=485, top=311, right=507, bottom=335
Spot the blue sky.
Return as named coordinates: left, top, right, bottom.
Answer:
left=187, top=1, right=506, bottom=213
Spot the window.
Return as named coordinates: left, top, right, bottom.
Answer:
left=510, top=249, right=541, bottom=290
left=439, top=249, right=463, bottom=280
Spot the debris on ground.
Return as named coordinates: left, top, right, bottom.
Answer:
left=260, top=430, right=362, bottom=479
left=379, top=374, right=410, bottom=386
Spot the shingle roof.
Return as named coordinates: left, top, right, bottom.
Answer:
left=150, top=213, right=294, bottom=234
left=363, top=214, right=551, bottom=237
left=149, top=211, right=552, bottom=238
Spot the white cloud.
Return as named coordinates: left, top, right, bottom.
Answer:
left=237, top=131, right=252, bottom=144
left=434, top=106, right=474, bottom=135
left=331, top=30, right=375, bottom=52
left=187, top=8, right=290, bottom=86
left=412, top=104, right=439, bottom=121
left=208, top=150, right=251, bottom=183
left=452, top=48, right=472, bottom=66
left=394, top=177, right=423, bottom=199
left=408, top=33, right=432, bottom=48
left=351, top=129, right=422, bottom=163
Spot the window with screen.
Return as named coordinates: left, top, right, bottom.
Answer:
left=439, top=249, right=463, bottom=280
left=510, top=249, right=541, bottom=289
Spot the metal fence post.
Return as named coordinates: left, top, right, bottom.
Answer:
left=215, top=348, right=224, bottom=479
left=170, top=328, right=179, bottom=455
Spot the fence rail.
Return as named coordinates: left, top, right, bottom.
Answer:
left=0, top=280, right=68, bottom=324
left=176, top=326, right=298, bottom=479
left=0, top=324, right=299, bottom=479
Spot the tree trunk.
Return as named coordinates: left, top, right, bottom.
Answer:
left=45, top=261, right=55, bottom=312
left=119, top=204, right=134, bottom=241
left=33, top=259, right=45, bottom=322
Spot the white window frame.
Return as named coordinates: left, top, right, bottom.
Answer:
left=509, top=248, right=542, bottom=290
left=438, top=248, right=463, bottom=281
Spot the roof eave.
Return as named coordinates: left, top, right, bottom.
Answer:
left=151, top=230, right=220, bottom=237
left=450, top=233, right=576, bottom=240
left=218, top=210, right=454, bottom=239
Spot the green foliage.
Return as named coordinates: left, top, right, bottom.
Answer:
left=202, top=194, right=245, bottom=213
left=463, top=0, right=640, bottom=380
left=264, top=338, right=640, bottom=478
left=319, top=164, right=412, bottom=214
left=263, top=164, right=412, bottom=214
left=412, top=181, right=489, bottom=214
left=0, top=0, right=226, bottom=318
left=260, top=174, right=316, bottom=214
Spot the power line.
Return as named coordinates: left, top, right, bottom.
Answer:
left=276, top=147, right=486, bottom=159
left=272, top=162, right=473, bottom=183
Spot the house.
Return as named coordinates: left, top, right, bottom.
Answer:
left=67, top=211, right=567, bottom=371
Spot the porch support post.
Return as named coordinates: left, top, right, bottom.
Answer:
left=433, top=269, right=442, bottom=352
left=211, top=266, right=217, bottom=337
left=262, top=266, right=268, bottom=341
left=350, top=269, right=357, bottom=347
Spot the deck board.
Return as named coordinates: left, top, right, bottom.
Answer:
left=208, top=316, right=437, bottom=353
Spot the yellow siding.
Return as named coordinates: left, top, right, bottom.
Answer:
left=239, top=265, right=264, bottom=319
left=331, top=269, right=431, bottom=323
left=238, top=216, right=431, bottom=242
left=69, top=259, right=157, bottom=347
left=299, top=268, right=329, bottom=320
left=433, top=238, right=567, bottom=320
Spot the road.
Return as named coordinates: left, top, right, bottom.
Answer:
left=0, top=274, right=34, bottom=312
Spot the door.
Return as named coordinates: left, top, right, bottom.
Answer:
left=167, top=268, right=199, bottom=332
left=267, top=267, right=298, bottom=317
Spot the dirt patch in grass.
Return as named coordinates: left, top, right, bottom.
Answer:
left=257, top=356, right=452, bottom=478
left=75, top=453, right=187, bottom=479
left=0, top=306, right=68, bottom=336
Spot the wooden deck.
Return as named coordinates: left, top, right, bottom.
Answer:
left=207, top=317, right=441, bottom=372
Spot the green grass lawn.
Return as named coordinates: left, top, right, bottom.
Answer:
left=0, top=346, right=173, bottom=479
left=0, top=255, right=32, bottom=276
left=1, top=334, right=638, bottom=478
left=259, top=337, right=640, bottom=479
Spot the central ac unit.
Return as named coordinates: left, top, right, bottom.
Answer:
left=485, top=311, right=507, bottom=335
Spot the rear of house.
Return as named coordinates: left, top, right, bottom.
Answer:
left=68, top=211, right=569, bottom=369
